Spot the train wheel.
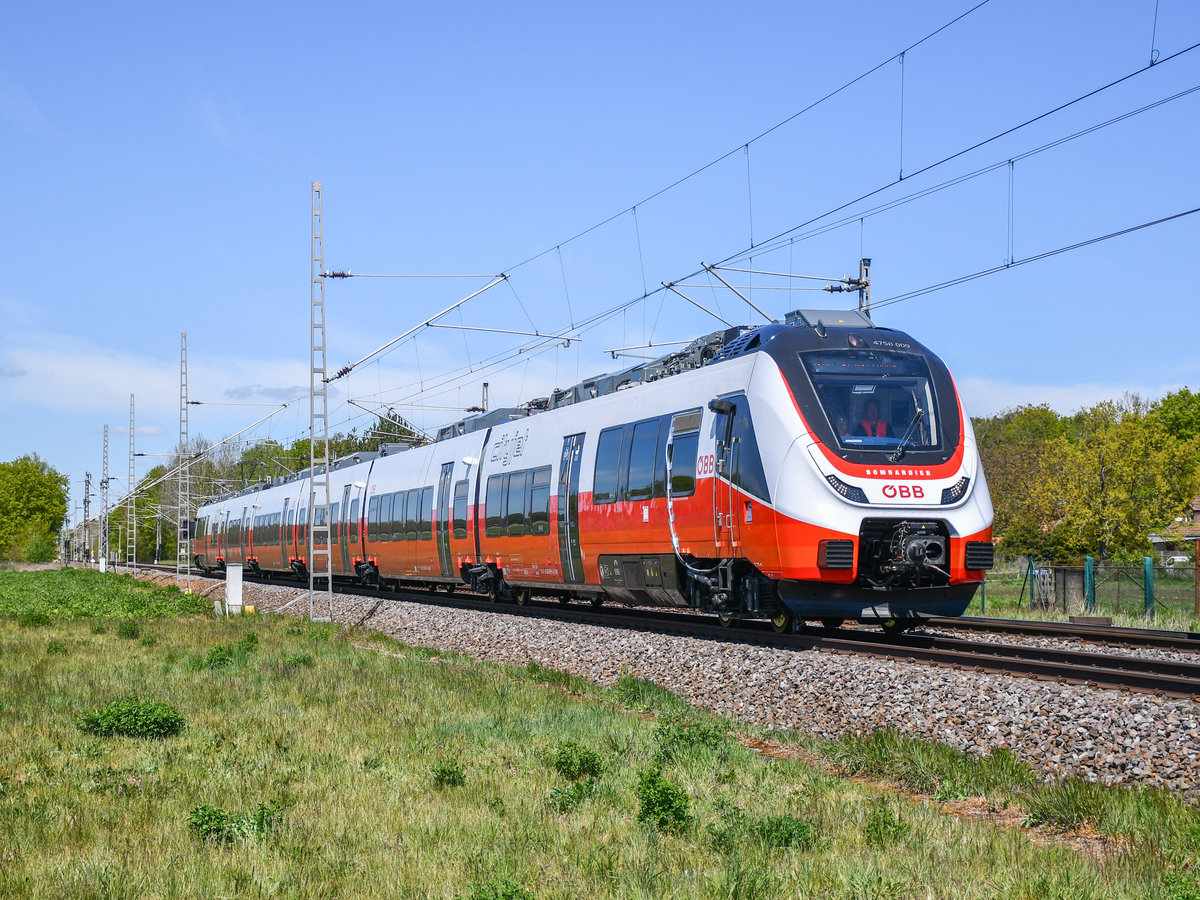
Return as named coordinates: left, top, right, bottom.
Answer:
left=770, top=609, right=793, bottom=633
left=590, top=596, right=604, bottom=608
left=881, top=617, right=914, bottom=636
left=717, top=612, right=739, bottom=628
left=558, top=595, right=571, bottom=606
left=515, top=589, right=530, bottom=606
left=820, top=617, right=844, bottom=631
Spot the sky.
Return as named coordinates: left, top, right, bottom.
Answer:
left=2, top=0, right=1198, bottom=524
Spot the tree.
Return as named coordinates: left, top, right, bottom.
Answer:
left=1153, top=387, right=1200, bottom=443
left=1042, top=398, right=1200, bottom=560
left=973, top=405, right=1069, bottom=555
left=0, top=454, right=69, bottom=561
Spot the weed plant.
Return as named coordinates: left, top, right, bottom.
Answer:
left=75, top=697, right=186, bottom=738
left=432, top=758, right=466, bottom=788
left=187, top=801, right=282, bottom=843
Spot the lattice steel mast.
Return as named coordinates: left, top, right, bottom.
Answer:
left=127, top=394, right=136, bottom=572
left=101, top=426, right=109, bottom=568
left=177, top=332, right=191, bottom=590
left=309, top=182, right=333, bottom=622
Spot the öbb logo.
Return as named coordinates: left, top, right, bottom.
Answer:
left=881, top=484, right=925, bottom=499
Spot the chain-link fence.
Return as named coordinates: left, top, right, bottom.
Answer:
left=1020, top=559, right=1199, bottom=619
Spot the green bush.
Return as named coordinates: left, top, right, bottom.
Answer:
left=17, top=611, right=51, bottom=628
left=432, top=759, right=466, bottom=788
left=550, top=741, right=604, bottom=781
left=187, top=801, right=282, bottom=843
left=548, top=778, right=596, bottom=813
left=23, top=533, right=57, bottom=563
left=116, top=620, right=141, bottom=639
left=653, top=718, right=728, bottom=764
left=635, top=767, right=691, bottom=832
left=194, top=632, right=260, bottom=670
left=76, top=698, right=186, bottom=739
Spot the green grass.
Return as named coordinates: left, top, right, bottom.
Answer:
left=0, top=570, right=1198, bottom=898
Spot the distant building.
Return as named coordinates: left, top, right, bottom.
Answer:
left=1150, top=496, right=1200, bottom=563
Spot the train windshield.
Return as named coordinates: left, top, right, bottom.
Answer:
left=799, top=349, right=942, bottom=453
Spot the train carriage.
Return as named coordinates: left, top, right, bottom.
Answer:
left=193, top=308, right=994, bottom=631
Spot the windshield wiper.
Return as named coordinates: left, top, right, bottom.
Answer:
left=889, top=407, right=924, bottom=462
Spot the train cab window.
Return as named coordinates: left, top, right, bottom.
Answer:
left=419, top=486, right=433, bottom=540
left=668, top=414, right=700, bottom=498
left=592, top=426, right=624, bottom=504
left=529, top=467, right=551, bottom=535
left=485, top=475, right=504, bottom=536
left=727, top=397, right=771, bottom=502
left=452, top=480, right=469, bottom=539
left=506, top=472, right=527, bottom=536
left=349, top=498, right=360, bottom=544
left=404, top=489, right=420, bottom=542
left=330, top=503, right=340, bottom=545
left=627, top=419, right=659, bottom=502
left=367, top=495, right=380, bottom=543
left=391, top=494, right=405, bottom=542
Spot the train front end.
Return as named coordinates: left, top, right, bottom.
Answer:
left=750, top=317, right=994, bottom=627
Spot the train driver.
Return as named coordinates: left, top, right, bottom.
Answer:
left=858, top=399, right=892, bottom=438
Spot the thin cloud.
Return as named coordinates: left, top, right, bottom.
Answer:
left=0, top=366, right=26, bottom=378
left=0, top=78, right=53, bottom=137
left=196, top=95, right=264, bottom=162
left=224, top=384, right=310, bottom=403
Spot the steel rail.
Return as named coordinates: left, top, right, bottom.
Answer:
left=923, top=616, right=1200, bottom=653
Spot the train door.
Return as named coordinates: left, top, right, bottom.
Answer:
left=281, top=498, right=291, bottom=563
left=557, top=434, right=585, bottom=583
left=435, top=462, right=454, bottom=577
left=710, top=400, right=739, bottom=557
left=339, top=485, right=352, bottom=573
left=240, top=506, right=250, bottom=562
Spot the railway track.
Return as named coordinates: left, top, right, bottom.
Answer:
left=924, top=615, right=1200, bottom=653
left=133, top=564, right=1200, bottom=700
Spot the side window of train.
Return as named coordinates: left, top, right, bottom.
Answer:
left=627, top=419, right=659, bottom=502
left=728, top=395, right=771, bottom=502
left=529, top=467, right=551, bottom=535
left=593, top=426, right=624, bottom=504
left=506, top=471, right=527, bottom=536
left=485, top=475, right=504, bottom=537
left=390, top=491, right=405, bottom=542
left=330, top=503, right=340, bottom=544
left=377, top=493, right=392, bottom=543
left=452, top=480, right=469, bottom=539
left=349, top=498, right=360, bottom=543
left=367, top=495, right=380, bottom=543
left=419, top=486, right=433, bottom=540
left=405, top=489, right=421, bottom=542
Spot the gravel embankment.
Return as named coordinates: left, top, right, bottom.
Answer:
left=162, top=572, right=1200, bottom=795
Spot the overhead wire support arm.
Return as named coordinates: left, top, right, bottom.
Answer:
left=423, top=322, right=581, bottom=346
left=662, top=282, right=735, bottom=327
left=702, top=263, right=774, bottom=322
left=326, top=274, right=509, bottom=382
left=321, top=270, right=504, bottom=279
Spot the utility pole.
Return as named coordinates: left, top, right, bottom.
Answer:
left=127, top=394, right=136, bottom=573
left=309, top=182, right=333, bottom=622
left=101, top=425, right=110, bottom=570
left=178, top=332, right=191, bottom=591
left=83, top=472, right=91, bottom=563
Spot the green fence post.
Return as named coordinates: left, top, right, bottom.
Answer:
left=1084, top=556, right=1095, bottom=613
left=980, top=579, right=986, bottom=615
left=1144, top=556, right=1155, bottom=620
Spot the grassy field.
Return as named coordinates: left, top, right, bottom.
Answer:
left=1, top=569, right=1199, bottom=898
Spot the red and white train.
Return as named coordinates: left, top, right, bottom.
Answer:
left=192, top=308, right=994, bottom=631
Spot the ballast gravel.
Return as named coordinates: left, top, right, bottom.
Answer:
left=184, top=574, right=1200, bottom=796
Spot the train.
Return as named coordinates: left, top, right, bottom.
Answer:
left=192, top=306, right=994, bottom=632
